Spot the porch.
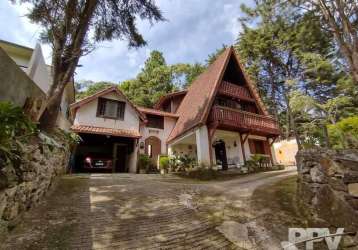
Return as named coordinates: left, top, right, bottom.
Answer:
left=168, top=126, right=276, bottom=170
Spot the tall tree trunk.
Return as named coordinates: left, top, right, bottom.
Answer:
left=39, top=0, right=98, bottom=130
left=322, top=122, right=331, bottom=148
left=316, top=0, right=358, bottom=84
left=268, top=64, right=279, bottom=121
left=284, top=92, right=302, bottom=150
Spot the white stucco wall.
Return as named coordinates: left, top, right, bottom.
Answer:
left=195, top=125, right=211, bottom=167
left=169, top=143, right=197, bottom=159
left=27, top=44, right=51, bottom=94
left=8, top=54, right=30, bottom=70
left=74, top=92, right=140, bottom=132
left=139, top=116, right=177, bottom=155
left=212, top=130, right=244, bottom=166
left=128, top=142, right=139, bottom=173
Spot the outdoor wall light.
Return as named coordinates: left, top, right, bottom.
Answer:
left=140, top=141, right=144, bottom=149
left=234, top=141, right=237, bottom=147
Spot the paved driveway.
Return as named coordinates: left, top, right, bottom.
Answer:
left=2, top=167, right=296, bottom=250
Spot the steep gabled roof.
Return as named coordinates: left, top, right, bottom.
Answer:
left=137, top=106, right=179, bottom=118
left=167, top=46, right=269, bottom=143
left=70, top=86, right=145, bottom=121
left=153, top=90, right=187, bottom=110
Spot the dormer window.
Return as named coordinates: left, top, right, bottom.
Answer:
left=97, top=97, right=125, bottom=120
left=147, top=114, right=164, bottom=129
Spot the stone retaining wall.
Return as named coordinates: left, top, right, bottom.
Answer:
left=296, top=148, right=358, bottom=246
left=0, top=134, right=70, bottom=236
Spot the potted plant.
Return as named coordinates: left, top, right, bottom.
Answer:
left=138, top=154, right=150, bottom=174
left=159, top=155, right=169, bottom=175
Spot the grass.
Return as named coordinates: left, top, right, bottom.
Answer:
left=250, top=176, right=326, bottom=245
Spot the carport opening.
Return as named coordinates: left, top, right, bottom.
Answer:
left=72, top=133, right=135, bottom=173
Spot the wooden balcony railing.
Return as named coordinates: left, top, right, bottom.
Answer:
left=218, top=81, right=254, bottom=101
left=209, top=106, right=280, bottom=135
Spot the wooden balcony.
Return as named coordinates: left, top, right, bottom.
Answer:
left=209, top=106, right=280, bottom=135
left=218, top=81, right=254, bottom=102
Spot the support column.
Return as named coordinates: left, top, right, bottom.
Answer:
left=240, top=133, right=249, bottom=163
left=195, top=126, right=211, bottom=167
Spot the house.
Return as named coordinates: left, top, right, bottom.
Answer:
left=273, top=138, right=298, bottom=166
left=70, top=47, right=280, bottom=173
left=0, top=40, right=75, bottom=130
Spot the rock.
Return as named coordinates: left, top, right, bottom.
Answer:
left=0, top=171, right=9, bottom=190
left=344, top=171, right=358, bottom=184
left=329, top=177, right=347, bottom=192
left=320, top=157, right=344, bottom=176
left=346, top=197, right=358, bottom=210
left=310, top=166, right=327, bottom=183
left=0, top=133, right=69, bottom=227
left=348, top=183, right=358, bottom=197
left=342, top=232, right=358, bottom=248
left=298, top=149, right=358, bottom=232
left=216, top=221, right=255, bottom=249
left=3, top=202, right=19, bottom=221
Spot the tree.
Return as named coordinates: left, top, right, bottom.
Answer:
left=120, top=50, right=176, bottom=107
left=234, top=0, right=356, bottom=149
left=292, top=0, right=358, bottom=84
left=328, top=116, right=358, bottom=149
left=75, top=81, right=114, bottom=100
left=13, top=0, right=164, bottom=129
left=206, top=45, right=228, bottom=65
left=171, top=63, right=205, bottom=88
left=119, top=50, right=207, bottom=106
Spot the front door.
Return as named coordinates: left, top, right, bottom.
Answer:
left=214, top=141, right=228, bottom=170
left=113, top=144, right=127, bottom=173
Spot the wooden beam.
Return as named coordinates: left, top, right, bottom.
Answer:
left=266, top=137, right=275, bottom=166
left=269, top=136, right=278, bottom=146
left=207, top=122, right=218, bottom=167
left=242, top=133, right=250, bottom=144
left=208, top=122, right=218, bottom=139
left=239, top=133, right=247, bottom=163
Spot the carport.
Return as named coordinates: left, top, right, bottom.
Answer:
left=71, top=125, right=140, bottom=173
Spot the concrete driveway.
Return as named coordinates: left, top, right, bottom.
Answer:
left=2, top=167, right=296, bottom=250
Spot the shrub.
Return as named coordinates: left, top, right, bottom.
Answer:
left=159, top=155, right=169, bottom=171
left=138, top=154, right=151, bottom=172
left=273, top=164, right=285, bottom=170
left=168, top=155, right=196, bottom=172
left=328, top=116, right=358, bottom=149
left=180, top=168, right=218, bottom=180
left=0, top=101, right=36, bottom=168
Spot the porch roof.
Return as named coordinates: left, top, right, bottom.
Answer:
left=71, top=125, right=141, bottom=138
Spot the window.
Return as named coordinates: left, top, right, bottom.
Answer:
left=97, top=98, right=125, bottom=120
left=147, top=114, right=164, bottom=129
left=249, top=139, right=266, bottom=155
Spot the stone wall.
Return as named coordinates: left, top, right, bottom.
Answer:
left=0, top=133, right=70, bottom=236
left=296, top=148, right=358, bottom=246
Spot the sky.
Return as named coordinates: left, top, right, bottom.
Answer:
left=0, top=0, right=250, bottom=83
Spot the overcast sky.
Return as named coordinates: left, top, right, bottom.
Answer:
left=0, top=0, right=250, bottom=83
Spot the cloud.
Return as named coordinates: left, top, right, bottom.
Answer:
left=0, top=0, right=249, bottom=83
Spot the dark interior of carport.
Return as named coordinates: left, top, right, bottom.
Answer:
left=72, top=133, right=135, bottom=173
